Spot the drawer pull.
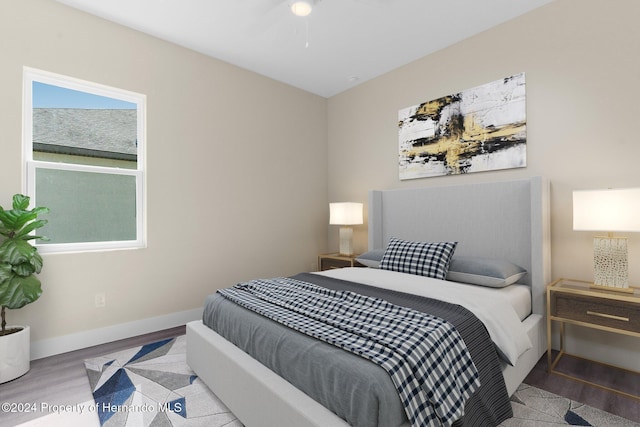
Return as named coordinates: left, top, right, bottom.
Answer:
left=586, top=311, right=629, bottom=322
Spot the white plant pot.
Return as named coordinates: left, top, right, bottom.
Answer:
left=0, top=325, right=30, bottom=383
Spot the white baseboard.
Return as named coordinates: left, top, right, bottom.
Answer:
left=30, top=308, right=203, bottom=360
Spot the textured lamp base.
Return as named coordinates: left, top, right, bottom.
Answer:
left=338, top=226, right=354, bottom=256
left=591, top=236, right=633, bottom=293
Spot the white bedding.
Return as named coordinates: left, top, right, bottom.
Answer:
left=491, top=283, right=531, bottom=321
left=315, top=267, right=532, bottom=366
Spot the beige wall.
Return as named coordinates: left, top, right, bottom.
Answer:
left=0, top=0, right=328, bottom=347
left=328, top=0, right=640, bottom=369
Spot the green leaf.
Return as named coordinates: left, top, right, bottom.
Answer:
left=0, top=226, right=12, bottom=238
left=21, top=234, right=50, bottom=242
left=0, top=263, right=11, bottom=284
left=0, top=209, right=17, bottom=230
left=0, top=195, right=49, bottom=235
left=0, top=239, right=37, bottom=267
left=12, top=264, right=35, bottom=277
left=5, top=210, right=38, bottom=232
left=15, top=219, right=48, bottom=239
left=0, top=273, right=42, bottom=309
left=31, top=207, right=50, bottom=216
left=12, top=194, right=30, bottom=211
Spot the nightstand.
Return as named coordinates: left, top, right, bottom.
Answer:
left=317, top=253, right=362, bottom=271
left=547, top=278, right=640, bottom=399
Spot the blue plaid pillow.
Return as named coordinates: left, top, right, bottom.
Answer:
left=380, top=237, right=458, bottom=280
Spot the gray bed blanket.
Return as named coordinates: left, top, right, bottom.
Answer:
left=203, top=272, right=512, bottom=427
left=218, top=277, right=480, bottom=427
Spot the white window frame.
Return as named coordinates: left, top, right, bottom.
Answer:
left=23, top=67, right=146, bottom=253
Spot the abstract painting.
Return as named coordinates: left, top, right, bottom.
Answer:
left=398, top=73, right=526, bottom=180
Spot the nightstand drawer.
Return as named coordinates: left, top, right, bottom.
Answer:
left=320, top=257, right=352, bottom=270
left=317, top=253, right=363, bottom=271
left=553, top=293, right=640, bottom=334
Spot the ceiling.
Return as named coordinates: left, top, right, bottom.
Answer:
left=55, top=0, right=554, bottom=98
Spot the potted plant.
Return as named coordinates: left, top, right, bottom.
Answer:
left=0, top=194, right=48, bottom=383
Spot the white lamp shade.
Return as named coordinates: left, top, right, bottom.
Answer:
left=573, top=188, right=640, bottom=232
left=329, top=202, right=363, bottom=225
left=291, top=1, right=313, bottom=16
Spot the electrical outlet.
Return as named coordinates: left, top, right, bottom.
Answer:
left=95, top=292, right=106, bottom=308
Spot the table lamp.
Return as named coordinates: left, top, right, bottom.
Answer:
left=573, top=188, right=640, bottom=292
left=329, top=202, right=363, bottom=256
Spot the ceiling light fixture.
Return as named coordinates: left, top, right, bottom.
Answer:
left=291, top=1, right=313, bottom=17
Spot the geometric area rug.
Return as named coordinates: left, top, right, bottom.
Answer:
left=83, top=335, right=243, bottom=427
left=500, top=383, right=638, bottom=427
left=81, top=335, right=637, bottom=427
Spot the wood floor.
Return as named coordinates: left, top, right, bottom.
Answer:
left=524, top=351, right=639, bottom=424
left=1, top=326, right=638, bottom=426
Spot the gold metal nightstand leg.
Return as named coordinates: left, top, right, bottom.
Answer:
left=546, top=287, right=553, bottom=373
left=548, top=322, right=640, bottom=401
left=550, top=353, right=640, bottom=402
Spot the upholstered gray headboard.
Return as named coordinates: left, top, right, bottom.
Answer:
left=368, top=177, right=550, bottom=315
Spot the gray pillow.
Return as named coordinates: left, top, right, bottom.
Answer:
left=355, top=249, right=385, bottom=268
left=446, top=256, right=527, bottom=288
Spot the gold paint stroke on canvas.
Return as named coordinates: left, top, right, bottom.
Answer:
left=403, top=115, right=525, bottom=175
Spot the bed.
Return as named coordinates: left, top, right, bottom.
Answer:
left=186, top=176, right=551, bottom=427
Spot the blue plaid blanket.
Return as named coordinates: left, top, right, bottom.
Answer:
left=218, top=277, right=480, bottom=427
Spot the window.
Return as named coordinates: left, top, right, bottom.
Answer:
left=23, top=67, right=146, bottom=253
